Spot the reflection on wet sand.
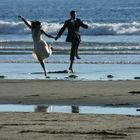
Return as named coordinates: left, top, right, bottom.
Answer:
left=0, top=104, right=139, bottom=115
left=34, top=105, right=79, bottom=113
left=71, top=106, right=79, bottom=113
left=34, top=105, right=53, bottom=112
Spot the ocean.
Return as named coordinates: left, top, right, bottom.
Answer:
left=0, top=0, right=140, bottom=79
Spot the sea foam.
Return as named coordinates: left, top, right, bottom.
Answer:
left=1, top=20, right=140, bottom=35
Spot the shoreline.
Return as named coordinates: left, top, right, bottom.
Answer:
left=1, top=63, right=140, bottom=81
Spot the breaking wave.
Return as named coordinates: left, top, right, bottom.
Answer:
left=1, top=20, right=140, bottom=35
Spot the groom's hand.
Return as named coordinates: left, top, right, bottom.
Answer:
left=55, top=36, right=59, bottom=40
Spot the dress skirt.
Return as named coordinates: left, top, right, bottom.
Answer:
left=32, top=40, right=52, bottom=61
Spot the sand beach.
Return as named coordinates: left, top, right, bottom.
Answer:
left=0, top=79, right=140, bottom=140
left=0, top=79, right=140, bottom=106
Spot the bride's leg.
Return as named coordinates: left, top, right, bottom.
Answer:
left=37, top=55, right=47, bottom=76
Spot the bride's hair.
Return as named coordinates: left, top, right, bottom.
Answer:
left=31, top=21, right=41, bottom=29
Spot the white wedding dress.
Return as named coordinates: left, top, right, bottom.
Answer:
left=32, top=29, right=52, bottom=60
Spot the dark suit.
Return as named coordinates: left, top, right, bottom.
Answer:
left=57, top=18, right=88, bottom=60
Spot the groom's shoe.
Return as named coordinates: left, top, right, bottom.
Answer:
left=69, top=67, right=74, bottom=73
left=76, top=55, right=81, bottom=59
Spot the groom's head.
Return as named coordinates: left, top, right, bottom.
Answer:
left=70, top=10, right=76, bottom=19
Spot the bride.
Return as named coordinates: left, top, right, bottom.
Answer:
left=18, top=16, right=55, bottom=77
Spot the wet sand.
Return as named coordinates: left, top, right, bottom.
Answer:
left=0, top=79, right=140, bottom=106
left=0, top=79, right=140, bottom=140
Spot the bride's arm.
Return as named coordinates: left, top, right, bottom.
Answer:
left=41, top=30, right=55, bottom=39
left=18, top=16, right=32, bottom=29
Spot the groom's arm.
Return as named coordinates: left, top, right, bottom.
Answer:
left=78, top=19, right=88, bottom=29
left=56, top=21, right=67, bottom=39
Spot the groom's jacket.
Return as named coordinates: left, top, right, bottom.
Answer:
left=57, top=18, right=88, bottom=42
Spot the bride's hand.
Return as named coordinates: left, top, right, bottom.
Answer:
left=18, top=15, right=21, bottom=18
left=18, top=16, right=23, bottom=20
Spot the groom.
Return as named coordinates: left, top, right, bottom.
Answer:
left=55, top=10, right=88, bottom=72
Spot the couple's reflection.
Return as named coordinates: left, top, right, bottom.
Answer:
left=71, top=105, right=79, bottom=113
left=34, top=105, right=79, bottom=113
left=34, top=105, right=53, bottom=112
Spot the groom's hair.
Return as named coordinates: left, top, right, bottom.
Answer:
left=70, top=10, right=76, bottom=16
